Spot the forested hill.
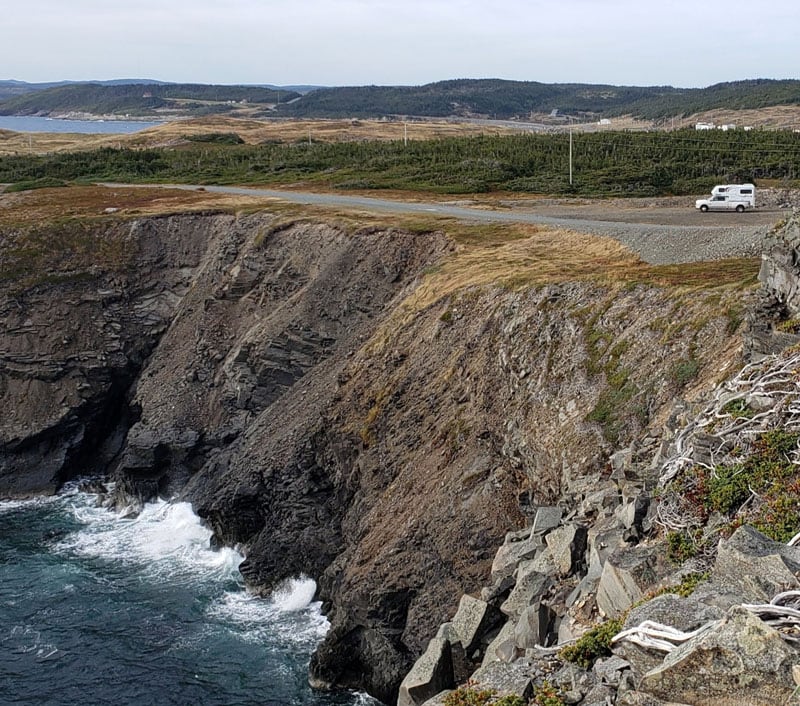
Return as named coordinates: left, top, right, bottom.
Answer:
left=2, top=78, right=799, bottom=120
left=0, top=83, right=302, bottom=117
left=274, top=78, right=800, bottom=120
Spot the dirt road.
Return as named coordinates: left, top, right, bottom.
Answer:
left=102, top=183, right=794, bottom=265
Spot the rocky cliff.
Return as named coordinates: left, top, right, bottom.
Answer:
left=396, top=212, right=800, bottom=706
left=0, top=202, right=763, bottom=704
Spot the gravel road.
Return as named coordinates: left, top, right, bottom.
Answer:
left=103, top=183, right=798, bottom=265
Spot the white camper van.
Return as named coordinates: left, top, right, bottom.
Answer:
left=695, top=184, right=755, bottom=212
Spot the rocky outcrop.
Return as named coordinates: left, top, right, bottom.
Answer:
left=398, top=213, right=800, bottom=706
left=1, top=208, right=755, bottom=704
left=746, top=209, right=800, bottom=361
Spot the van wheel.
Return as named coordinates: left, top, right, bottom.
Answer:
left=736, top=204, right=745, bottom=213
left=700, top=204, right=709, bottom=212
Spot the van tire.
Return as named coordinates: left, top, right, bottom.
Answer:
left=700, top=204, right=709, bottom=212
left=736, top=204, right=745, bottom=213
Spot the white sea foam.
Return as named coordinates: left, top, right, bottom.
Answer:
left=209, top=577, right=330, bottom=646
left=0, top=493, right=62, bottom=514
left=58, top=498, right=242, bottom=581
left=3, top=626, right=60, bottom=660
left=271, top=576, right=320, bottom=612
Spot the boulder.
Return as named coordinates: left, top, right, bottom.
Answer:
left=639, top=606, right=799, bottom=705
left=481, top=620, right=520, bottom=667
left=514, top=602, right=555, bottom=649
left=397, top=637, right=453, bottom=706
left=468, top=660, right=533, bottom=700
left=545, top=523, right=587, bottom=577
left=419, top=691, right=451, bottom=706
left=596, top=545, right=665, bottom=618
left=582, top=683, right=616, bottom=706
left=491, top=532, right=544, bottom=582
left=451, top=595, right=500, bottom=656
left=500, top=565, right=551, bottom=620
left=587, top=520, right=629, bottom=579
left=617, top=592, right=726, bottom=682
left=712, top=525, right=800, bottom=602
left=617, top=692, right=692, bottom=706
left=593, top=655, right=631, bottom=687
left=532, top=505, right=563, bottom=534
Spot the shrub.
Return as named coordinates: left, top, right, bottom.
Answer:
left=666, top=531, right=698, bottom=563
left=533, top=681, right=564, bottom=706
left=185, top=132, right=244, bottom=144
left=560, top=618, right=623, bottom=669
left=443, top=686, right=495, bottom=706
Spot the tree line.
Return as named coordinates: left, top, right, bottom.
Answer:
left=1, top=128, right=798, bottom=197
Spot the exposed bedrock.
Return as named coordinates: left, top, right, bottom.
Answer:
left=0, top=209, right=752, bottom=703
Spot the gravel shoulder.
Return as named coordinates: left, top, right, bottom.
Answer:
left=103, top=183, right=800, bottom=266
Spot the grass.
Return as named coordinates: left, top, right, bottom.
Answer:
left=560, top=618, right=623, bottom=669
left=0, top=185, right=761, bottom=305
left=0, top=116, right=520, bottom=157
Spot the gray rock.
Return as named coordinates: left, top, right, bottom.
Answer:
left=451, top=595, right=500, bottom=655
left=593, top=654, right=631, bottom=686
left=587, top=520, right=629, bottom=579
left=481, top=620, right=520, bottom=667
left=418, top=691, right=452, bottom=706
left=397, top=637, right=453, bottom=706
left=639, top=606, right=799, bottom=706
left=617, top=691, right=692, bottom=706
left=514, top=602, right=555, bottom=649
left=490, top=532, right=544, bottom=582
left=582, top=683, right=615, bottom=706
left=500, top=566, right=551, bottom=620
left=468, top=660, right=533, bottom=700
left=545, top=523, right=587, bottom=577
left=532, top=506, right=563, bottom=534
left=615, top=491, right=650, bottom=533
left=597, top=545, right=665, bottom=618
left=712, top=525, right=800, bottom=602
left=617, top=593, right=726, bottom=681
left=481, top=572, right=516, bottom=605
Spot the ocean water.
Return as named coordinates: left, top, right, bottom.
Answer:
left=0, top=485, right=374, bottom=706
left=0, top=116, right=162, bottom=134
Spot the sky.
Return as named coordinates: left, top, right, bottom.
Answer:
left=2, top=0, right=797, bottom=88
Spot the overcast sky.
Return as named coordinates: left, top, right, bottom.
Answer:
left=3, top=0, right=796, bottom=88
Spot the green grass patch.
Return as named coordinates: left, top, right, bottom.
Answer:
left=560, top=618, right=623, bottom=669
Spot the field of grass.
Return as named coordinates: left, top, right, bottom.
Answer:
left=0, top=117, right=520, bottom=157
left=0, top=185, right=761, bottom=298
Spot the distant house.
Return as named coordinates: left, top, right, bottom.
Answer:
left=695, top=122, right=714, bottom=130
left=598, top=118, right=611, bottom=125
left=721, top=124, right=736, bottom=131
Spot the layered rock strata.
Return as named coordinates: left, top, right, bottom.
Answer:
left=1, top=210, right=755, bottom=703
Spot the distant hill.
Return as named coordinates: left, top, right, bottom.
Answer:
left=0, top=78, right=167, bottom=102
left=0, top=83, right=302, bottom=117
left=3, top=77, right=799, bottom=121
left=273, top=78, right=800, bottom=121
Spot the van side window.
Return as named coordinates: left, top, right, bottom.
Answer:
left=741, top=189, right=752, bottom=194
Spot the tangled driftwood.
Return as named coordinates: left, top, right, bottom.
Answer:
left=654, top=350, right=800, bottom=535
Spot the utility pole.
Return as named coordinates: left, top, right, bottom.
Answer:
left=404, top=122, right=408, bottom=147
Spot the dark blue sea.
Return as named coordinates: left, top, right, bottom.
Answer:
left=0, top=116, right=161, bottom=134
left=0, top=485, right=375, bottom=706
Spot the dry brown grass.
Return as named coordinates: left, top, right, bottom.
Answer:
left=0, top=184, right=285, bottom=227
left=0, top=116, right=520, bottom=156
left=0, top=184, right=759, bottom=301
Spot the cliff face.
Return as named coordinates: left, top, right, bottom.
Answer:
left=0, top=209, right=751, bottom=703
